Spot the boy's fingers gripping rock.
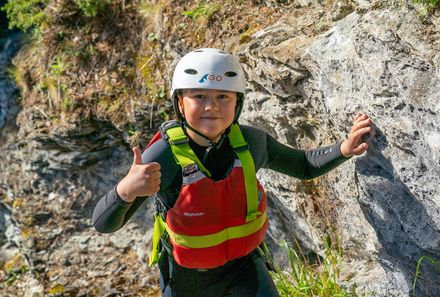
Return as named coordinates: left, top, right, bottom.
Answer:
left=353, top=142, right=368, bottom=155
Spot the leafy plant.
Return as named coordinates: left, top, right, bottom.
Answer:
left=147, top=32, right=160, bottom=42
left=1, top=0, right=48, bottom=31
left=260, top=236, right=364, bottom=297
left=128, top=124, right=137, bottom=137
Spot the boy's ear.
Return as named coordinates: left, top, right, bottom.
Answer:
left=177, top=96, right=184, bottom=115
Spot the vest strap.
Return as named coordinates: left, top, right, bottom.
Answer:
left=149, top=214, right=166, bottom=267
left=229, top=124, right=260, bottom=222
left=166, top=126, right=211, bottom=177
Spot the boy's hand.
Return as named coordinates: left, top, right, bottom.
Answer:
left=340, top=113, right=372, bottom=158
left=116, top=147, right=161, bottom=202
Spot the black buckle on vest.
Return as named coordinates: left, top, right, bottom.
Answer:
left=233, top=144, right=249, bottom=152
left=170, top=137, right=189, bottom=145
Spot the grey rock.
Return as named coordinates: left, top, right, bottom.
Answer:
left=0, top=32, right=22, bottom=130
left=240, top=6, right=440, bottom=297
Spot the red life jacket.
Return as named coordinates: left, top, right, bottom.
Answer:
left=149, top=122, right=268, bottom=269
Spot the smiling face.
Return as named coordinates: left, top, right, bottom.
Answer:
left=178, top=88, right=237, bottom=145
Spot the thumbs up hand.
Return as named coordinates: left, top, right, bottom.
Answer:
left=116, top=147, right=161, bottom=203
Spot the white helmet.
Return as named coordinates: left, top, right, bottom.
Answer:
left=171, top=48, right=246, bottom=122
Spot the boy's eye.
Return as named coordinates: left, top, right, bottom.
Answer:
left=193, top=94, right=205, bottom=99
left=218, top=94, right=230, bottom=99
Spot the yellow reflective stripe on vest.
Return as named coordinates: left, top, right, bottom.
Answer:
left=228, top=124, right=259, bottom=222
left=166, top=211, right=267, bottom=249
left=166, top=126, right=211, bottom=177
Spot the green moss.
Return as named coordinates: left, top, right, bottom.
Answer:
left=412, top=0, right=440, bottom=8
left=137, top=55, right=156, bottom=91
left=138, top=0, right=162, bottom=19
left=182, top=3, right=221, bottom=20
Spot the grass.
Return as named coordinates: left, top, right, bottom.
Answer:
left=260, top=236, right=363, bottom=297
left=412, top=255, right=440, bottom=297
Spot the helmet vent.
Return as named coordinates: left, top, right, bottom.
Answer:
left=225, top=71, right=237, bottom=77
left=194, top=50, right=203, bottom=52
left=218, top=50, right=227, bottom=54
left=184, top=69, right=198, bottom=75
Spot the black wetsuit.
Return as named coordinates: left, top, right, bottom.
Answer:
left=92, top=123, right=349, bottom=297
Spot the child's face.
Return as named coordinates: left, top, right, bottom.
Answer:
left=178, top=89, right=237, bottom=143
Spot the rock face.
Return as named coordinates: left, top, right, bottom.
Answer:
left=1, top=2, right=440, bottom=297
left=0, top=32, right=21, bottom=131
left=239, top=7, right=440, bottom=297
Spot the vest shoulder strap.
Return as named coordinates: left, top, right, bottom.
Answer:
left=162, top=122, right=211, bottom=177
left=229, top=124, right=259, bottom=222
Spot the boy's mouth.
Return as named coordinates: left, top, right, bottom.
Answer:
left=201, top=117, right=222, bottom=120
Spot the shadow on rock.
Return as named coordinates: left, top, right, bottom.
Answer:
left=354, top=125, right=440, bottom=296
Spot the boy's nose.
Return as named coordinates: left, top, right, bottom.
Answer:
left=204, top=97, right=220, bottom=111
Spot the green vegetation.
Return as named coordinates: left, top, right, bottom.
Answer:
left=1, top=0, right=48, bottom=31
left=3, top=265, right=28, bottom=286
left=50, top=55, right=68, bottom=76
left=260, top=237, right=364, bottom=297
left=74, top=0, right=113, bottom=17
left=412, top=0, right=440, bottom=8
left=128, top=124, right=137, bottom=137
left=2, top=253, right=28, bottom=286
left=182, top=3, right=221, bottom=19
left=1, top=0, right=114, bottom=33
left=147, top=32, right=160, bottom=42
left=412, top=255, right=440, bottom=297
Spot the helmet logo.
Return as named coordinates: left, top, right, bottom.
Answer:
left=198, top=74, right=223, bottom=83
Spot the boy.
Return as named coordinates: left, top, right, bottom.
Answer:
left=93, top=48, right=372, bottom=297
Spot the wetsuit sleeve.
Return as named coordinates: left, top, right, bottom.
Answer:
left=92, top=138, right=179, bottom=233
left=266, top=134, right=350, bottom=179
left=240, top=125, right=350, bottom=179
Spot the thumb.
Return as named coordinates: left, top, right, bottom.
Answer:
left=132, top=147, right=142, bottom=165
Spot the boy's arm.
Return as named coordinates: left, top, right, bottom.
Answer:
left=92, top=185, right=148, bottom=233
left=266, top=134, right=349, bottom=179
left=92, top=138, right=179, bottom=233
left=259, top=113, right=372, bottom=179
